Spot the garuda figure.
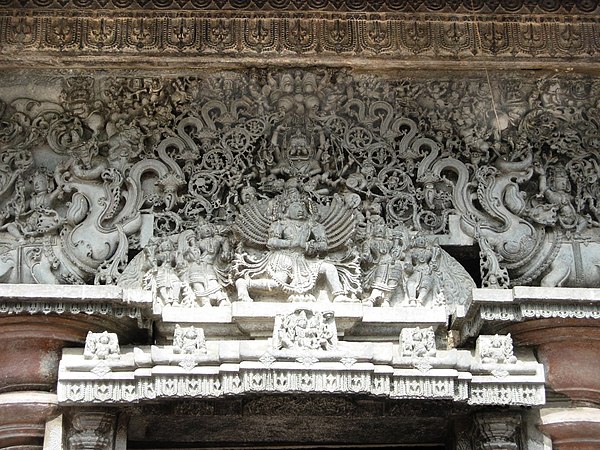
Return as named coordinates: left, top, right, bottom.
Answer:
left=233, top=186, right=359, bottom=303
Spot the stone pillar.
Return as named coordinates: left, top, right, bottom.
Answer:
left=0, top=392, right=59, bottom=449
left=0, top=284, right=150, bottom=447
left=0, top=316, right=95, bottom=393
left=508, top=318, right=600, bottom=404
left=508, top=318, right=600, bottom=447
left=0, top=315, right=81, bottom=449
left=538, top=407, right=600, bottom=450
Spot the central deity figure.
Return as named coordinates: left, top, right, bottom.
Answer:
left=233, top=187, right=357, bottom=303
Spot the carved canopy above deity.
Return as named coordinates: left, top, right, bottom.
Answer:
left=0, top=69, right=599, bottom=315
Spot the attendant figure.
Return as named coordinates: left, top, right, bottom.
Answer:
left=181, top=221, right=231, bottom=307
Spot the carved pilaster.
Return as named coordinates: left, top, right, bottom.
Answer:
left=65, top=409, right=120, bottom=450
left=473, top=412, right=522, bottom=450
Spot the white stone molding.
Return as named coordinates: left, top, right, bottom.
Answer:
left=57, top=338, right=545, bottom=407
left=455, top=287, right=600, bottom=341
left=157, top=301, right=448, bottom=342
left=0, top=284, right=152, bottom=323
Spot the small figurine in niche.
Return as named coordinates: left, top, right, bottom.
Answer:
left=400, top=327, right=436, bottom=358
left=402, top=234, right=442, bottom=307
left=273, top=308, right=338, bottom=351
left=153, top=238, right=182, bottom=308
left=479, top=334, right=518, bottom=365
left=173, top=325, right=207, bottom=355
left=83, top=331, right=120, bottom=360
left=361, top=215, right=405, bottom=307
left=318, top=310, right=337, bottom=350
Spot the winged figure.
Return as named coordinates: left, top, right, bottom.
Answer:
left=232, top=187, right=359, bottom=303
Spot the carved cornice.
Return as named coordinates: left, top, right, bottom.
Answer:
left=0, top=10, right=599, bottom=68
left=454, top=287, right=600, bottom=342
left=58, top=345, right=546, bottom=406
left=1, top=0, right=598, bottom=14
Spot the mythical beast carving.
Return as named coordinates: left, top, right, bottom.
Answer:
left=428, top=148, right=600, bottom=287
left=0, top=96, right=174, bottom=284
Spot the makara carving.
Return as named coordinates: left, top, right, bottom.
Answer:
left=1, top=69, right=599, bottom=308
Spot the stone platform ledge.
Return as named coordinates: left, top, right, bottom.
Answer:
left=157, top=302, right=448, bottom=342
left=452, top=287, right=600, bottom=342
left=57, top=344, right=544, bottom=407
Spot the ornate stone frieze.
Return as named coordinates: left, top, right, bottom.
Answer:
left=1, top=0, right=598, bottom=13
left=0, top=284, right=151, bottom=334
left=1, top=69, right=599, bottom=305
left=57, top=328, right=545, bottom=406
left=0, top=13, right=599, bottom=66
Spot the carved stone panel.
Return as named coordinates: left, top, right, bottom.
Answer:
left=0, top=70, right=598, bottom=297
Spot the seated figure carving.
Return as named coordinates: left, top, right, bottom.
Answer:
left=3, top=169, right=65, bottom=240
left=233, top=187, right=358, bottom=303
